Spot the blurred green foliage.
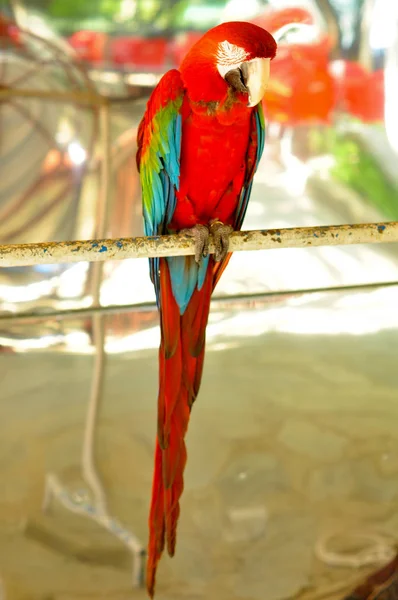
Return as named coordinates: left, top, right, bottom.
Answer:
left=48, top=0, right=119, bottom=19
left=310, top=127, right=398, bottom=219
left=27, top=0, right=229, bottom=33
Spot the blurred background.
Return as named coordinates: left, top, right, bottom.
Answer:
left=1, top=1, right=398, bottom=599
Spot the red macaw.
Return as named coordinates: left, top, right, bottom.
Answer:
left=136, top=21, right=277, bottom=597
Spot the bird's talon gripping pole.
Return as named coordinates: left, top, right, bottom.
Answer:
left=209, top=220, right=234, bottom=262
left=179, top=224, right=210, bottom=264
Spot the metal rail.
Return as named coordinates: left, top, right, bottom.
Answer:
left=2, top=280, right=398, bottom=324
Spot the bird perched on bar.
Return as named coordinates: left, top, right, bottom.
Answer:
left=136, top=21, right=277, bottom=597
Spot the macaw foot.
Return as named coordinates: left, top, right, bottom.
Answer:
left=209, top=219, right=234, bottom=262
left=180, top=224, right=210, bottom=265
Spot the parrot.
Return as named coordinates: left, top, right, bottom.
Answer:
left=136, top=21, right=277, bottom=597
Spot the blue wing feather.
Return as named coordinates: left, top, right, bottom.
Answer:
left=136, top=70, right=185, bottom=309
left=234, top=103, right=266, bottom=231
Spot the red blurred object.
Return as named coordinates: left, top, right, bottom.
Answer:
left=257, top=7, right=335, bottom=125
left=252, top=6, right=314, bottom=32
left=257, top=6, right=384, bottom=125
left=68, top=30, right=107, bottom=63
left=0, top=14, right=21, bottom=47
left=265, top=37, right=335, bottom=125
left=110, top=36, right=169, bottom=70
left=332, top=59, right=384, bottom=122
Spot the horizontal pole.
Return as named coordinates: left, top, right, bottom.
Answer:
left=0, top=88, right=138, bottom=106
left=0, top=87, right=107, bottom=105
left=1, top=280, right=398, bottom=324
left=0, top=222, right=397, bottom=268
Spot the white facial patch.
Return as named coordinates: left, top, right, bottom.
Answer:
left=216, top=40, right=249, bottom=78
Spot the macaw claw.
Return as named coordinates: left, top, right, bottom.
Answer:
left=209, top=219, right=234, bottom=262
left=180, top=224, right=210, bottom=265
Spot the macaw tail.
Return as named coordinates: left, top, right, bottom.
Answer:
left=146, top=257, right=214, bottom=597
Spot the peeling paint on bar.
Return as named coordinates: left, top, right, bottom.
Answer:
left=0, top=222, right=398, bottom=268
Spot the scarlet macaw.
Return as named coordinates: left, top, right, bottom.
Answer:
left=136, top=21, right=277, bottom=597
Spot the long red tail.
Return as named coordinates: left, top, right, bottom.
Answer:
left=146, top=257, right=215, bottom=597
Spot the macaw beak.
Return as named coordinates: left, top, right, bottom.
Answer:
left=244, top=57, right=271, bottom=107
left=224, top=57, right=271, bottom=108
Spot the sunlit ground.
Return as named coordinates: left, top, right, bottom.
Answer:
left=2, top=286, right=398, bottom=599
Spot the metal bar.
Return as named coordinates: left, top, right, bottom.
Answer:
left=82, top=102, right=112, bottom=517
left=2, top=280, right=398, bottom=325
left=0, top=88, right=140, bottom=106
left=0, top=88, right=108, bottom=105
left=0, top=222, right=397, bottom=268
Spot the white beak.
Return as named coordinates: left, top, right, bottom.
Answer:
left=245, top=57, right=271, bottom=107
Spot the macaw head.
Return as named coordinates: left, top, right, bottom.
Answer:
left=180, top=21, right=277, bottom=108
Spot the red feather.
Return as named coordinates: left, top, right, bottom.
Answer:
left=146, top=258, right=213, bottom=597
